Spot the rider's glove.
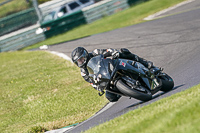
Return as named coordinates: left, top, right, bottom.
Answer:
left=92, top=75, right=104, bottom=93
left=147, top=61, right=153, bottom=69
left=93, top=75, right=98, bottom=83
left=112, top=51, right=120, bottom=59
left=93, top=74, right=101, bottom=83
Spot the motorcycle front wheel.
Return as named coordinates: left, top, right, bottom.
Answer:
left=116, top=79, right=152, bottom=102
left=159, top=74, right=174, bottom=92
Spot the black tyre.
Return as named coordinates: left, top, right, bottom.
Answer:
left=159, top=74, right=174, bottom=92
left=116, top=79, right=152, bottom=102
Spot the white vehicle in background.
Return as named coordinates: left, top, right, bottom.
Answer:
left=42, top=0, right=94, bottom=23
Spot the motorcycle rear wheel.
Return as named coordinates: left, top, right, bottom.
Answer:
left=116, top=79, right=152, bottom=102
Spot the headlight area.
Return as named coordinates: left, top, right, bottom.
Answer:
left=35, top=27, right=51, bottom=34
left=43, top=27, right=51, bottom=32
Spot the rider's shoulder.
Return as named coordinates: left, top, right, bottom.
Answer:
left=92, top=49, right=100, bottom=56
left=88, top=53, right=94, bottom=58
left=92, top=49, right=107, bottom=55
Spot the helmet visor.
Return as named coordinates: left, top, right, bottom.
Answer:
left=77, top=56, right=86, bottom=67
left=74, top=50, right=88, bottom=67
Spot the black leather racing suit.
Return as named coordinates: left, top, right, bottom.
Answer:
left=80, top=48, right=152, bottom=102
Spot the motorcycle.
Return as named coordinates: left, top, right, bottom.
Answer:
left=87, top=55, right=174, bottom=102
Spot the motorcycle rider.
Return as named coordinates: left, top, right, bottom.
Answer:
left=71, top=47, right=153, bottom=102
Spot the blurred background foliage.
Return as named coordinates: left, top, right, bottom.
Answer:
left=0, top=0, right=52, bottom=19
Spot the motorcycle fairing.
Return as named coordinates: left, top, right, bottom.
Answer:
left=115, top=59, right=162, bottom=91
left=87, top=55, right=162, bottom=93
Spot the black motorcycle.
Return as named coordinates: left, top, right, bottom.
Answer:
left=87, top=55, right=174, bottom=102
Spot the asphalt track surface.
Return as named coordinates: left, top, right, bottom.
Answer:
left=45, top=1, right=200, bottom=132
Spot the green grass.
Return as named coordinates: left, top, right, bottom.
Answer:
left=84, top=84, right=200, bottom=133
left=0, top=0, right=31, bottom=18
left=0, top=51, right=108, bottom=133
left=0, top=0, right=51, bottom=19
left=23, top=0, right=187, bottom=50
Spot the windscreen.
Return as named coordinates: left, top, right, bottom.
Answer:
left=42, top=11, right=56, bottom=22
left=87, top=55, right=103, bottom=75
left=87, top=55, right=111, bottom=80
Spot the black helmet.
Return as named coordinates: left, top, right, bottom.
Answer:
left=71, top=47, right=88, bottom=68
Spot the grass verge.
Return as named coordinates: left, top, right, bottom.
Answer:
left=0, top=0, right=51, bottom=18
left=0, top=0, right=31, bottom=18
left=23, top=0, right=186, bottom=50
left=84, top=84, right=200, bottom=133
left=0, top=51, right=108, bottom=133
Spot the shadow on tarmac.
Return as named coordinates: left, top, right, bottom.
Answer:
left=126, top=84, right=185, bottom=109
